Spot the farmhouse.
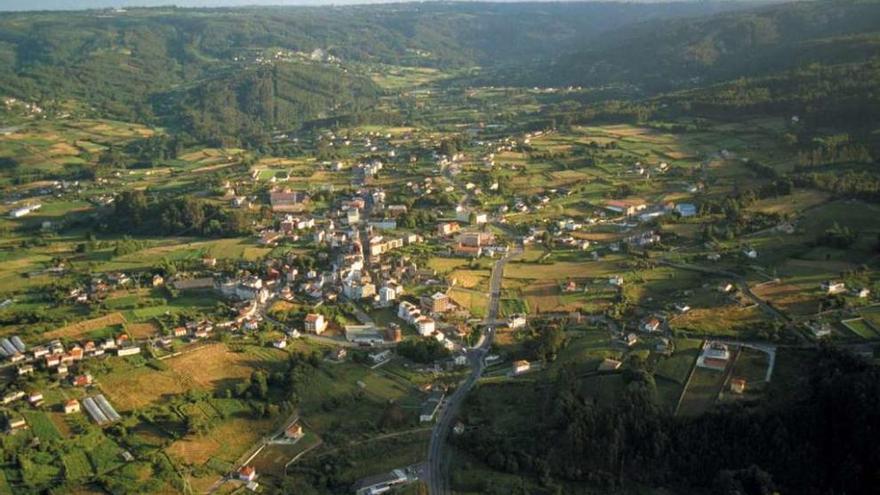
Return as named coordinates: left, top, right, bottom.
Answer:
left=821, top=281, right=846, bottom=295
left=697, top=341, right=731, bottom=371
left=285, top=423, right=304, bottom=440
left=512, top=360, right=531, bottom=375
left=598, top=358, right=622, bottom=371
left=730, top=378, right=747, bottom=394
left=239, top=466, right=257, bottom=482
left=641, top=318, right=661, bottom=333
left=63, top=399, right=80, bottom=414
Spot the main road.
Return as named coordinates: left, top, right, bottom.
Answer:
left=426, top=245, right=520, bottom=495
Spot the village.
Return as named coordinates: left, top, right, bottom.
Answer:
left=0, top=38, right=878, bottom=495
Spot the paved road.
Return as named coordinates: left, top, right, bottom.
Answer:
left=425, top=246, right=520, bottom=495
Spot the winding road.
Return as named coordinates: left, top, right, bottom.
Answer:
left=425, top=245, right=520, bottom=495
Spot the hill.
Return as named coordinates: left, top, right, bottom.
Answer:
left=505, top=0, right=880, bottom=92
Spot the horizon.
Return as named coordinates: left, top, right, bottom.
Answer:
left=0, top=0, right=762, bottom=13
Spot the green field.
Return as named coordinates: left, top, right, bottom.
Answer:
left=61, top=450, right=93, bottom=481
left=654, top=338, right=702, bottom=384
left=23, top=411, right=61, bottom=442
left=841, top=318, right=879, bottom=339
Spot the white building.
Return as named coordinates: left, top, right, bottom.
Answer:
left=415, top=316, right=436, bottom=336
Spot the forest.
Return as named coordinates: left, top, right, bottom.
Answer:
left=455, top=347, right=880, bottom=495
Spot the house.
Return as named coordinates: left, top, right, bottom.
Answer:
left=416, top=316, right=436, bottom=336
left=72, top=374, right=93, bottom=387
left=369, top=350, right=391, bottom=364
left=345, top=325, right=385, bottom=344
left=609, top=275, right=624, bottom=287
left=457, top=231, right=494, bottom=248
left=604, top=199, right=646, bottom=216
left=508, top=314, right=527, bottom=330
left=675, top=203, right=697, bottom=217
left=641, top=318, right=661, bottom=333
left=346, top=208, right=361, bottom=225
left=379, top=285, right=398, bottom=306
left=512, top=360, right=530, bottom=375
left=730, top=378, right=747, bottom=394
left=273, top=339, right=288, bottom=349
left=285, top=423, right=304, bottom=440
left=656, top=337, right=673, bottom=355
left=697, top=341, right=731, bottom=370
left=2, top=391, right=24, bottom=405
left=437, top=222, right=460, bottom=236
left=806, top=321, right=832, bottom=338
left=173, top=327, right=188, bottom=338
left=304, top=313, right=327, bottom=334
left=27, top=393, right=43, bottom=406
left=329, top=348, right=347, bottom=362
left=151, top=274, right=165, bottom=287
left=563, top=280, right=577, bottom=293
left=8, top=204, right=41, bottom=218
left=238, top=466, right=257, bottom=482
left=63, top=399, right=80, bottom=414
left=742, top=248, right=758, bottom=259
left=419, top=390, right=445, bottom=423
left=718, top=283, right=735, bottom=293
left=453, top=244, right=482, bottom=258
left=598, top=358, right=622, bottom=371
left=6, top=416, right=27, bottom=432
left=821, top=281, right=846, bottom=295
left=397, top=301, right=421, bottom=324
left=674, top=303, right=691, bottom=313
left=353, top=469, right=409, bottom=495
left=386, top=325, right=403, bottom=342
left=269, top=190, right=309, bottom=212
left=856, top=288, right=871, bottom=299
left=116, top=346, right=141, bottom=357
left=625, top=333, right=638, bottom=347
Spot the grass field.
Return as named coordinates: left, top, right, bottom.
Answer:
left=167, top=416, right=275, bottom=466
left=61, top=450, right=93, bottom=481
left=100, top=343, right=287, bottom=411
left=250, top=432, right=322, bottom=476
left=677, top=366, right=727, bottom=417
left=654, top=338, right=703, bottom=384
left=841, top=318, right=879, bottom=339
left=42, top=312, right=127, bottom=341
left=447, top=288, right=488, bottom=318
left=23, top=411, right=62, bottom=441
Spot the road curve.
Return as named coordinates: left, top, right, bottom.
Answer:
left=426, top=246, right=519, bottom=495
